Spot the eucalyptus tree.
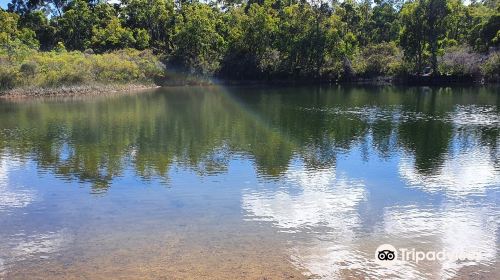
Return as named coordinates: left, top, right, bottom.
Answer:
left=171, top=2, right=226, bottom=75
left=121, top=0, right=175, bottom=51
left=426, top=0, right=450, bottom=73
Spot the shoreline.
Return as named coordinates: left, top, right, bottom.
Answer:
left=159, top=74, right=495, bottom=87
left=1, top=77, right=497, bottom=99
left=0, top=84, right=160, bottom=99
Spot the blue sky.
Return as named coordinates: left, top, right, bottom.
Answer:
left=0, top=0, right=8, bottom=9
left=0, top=0, right=475, bottom=11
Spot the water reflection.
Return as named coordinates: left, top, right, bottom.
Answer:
left=399, top=146, right=500, bottom=197
left=384, top=204, right=498, bottom=279
left=0, top=157, right=70, bottom=277
left=243, top=165, right=366, bottom=231
left=8, top=230, right=68, bottom=260
left=0, top=86, right=497, bottom=190
left=0, top=86, right=498, bottom=279
left=0, top=158, right=36, bottom=211
left=242, top=164, right=369, bottom=278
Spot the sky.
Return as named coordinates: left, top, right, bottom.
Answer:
left=0, top=0, right=476, bottom=12
left=0, top=0, right=8, bottom=9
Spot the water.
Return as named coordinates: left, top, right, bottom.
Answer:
left=0, top=86, right=498, bottom=279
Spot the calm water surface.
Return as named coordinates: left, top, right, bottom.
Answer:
left=0, top=86, right=499, bottom=279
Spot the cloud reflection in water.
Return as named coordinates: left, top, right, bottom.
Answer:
left=399, top=146, right=499, bottom=197
left=243, top=164, right=375, bottom=278
left=0, top=157, right=69, bottom=276
left=0, top=158, right=36, bottom=211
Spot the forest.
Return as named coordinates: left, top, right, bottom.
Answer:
left=0, top=0, right=499, bottom=90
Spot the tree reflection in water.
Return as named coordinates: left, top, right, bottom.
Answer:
left=0, top=85, right=498, bottom=279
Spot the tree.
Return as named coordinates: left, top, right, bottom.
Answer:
left=400, top=2, right=424, bottom=72
left=171, top=3, right=226, bottom=75
left=55, top=0, right=94, bottom=50
left=0, top=9, right=39, bottom=51
left=91, top=17, right=136, bottom=52
left=7, top=0, right=44, bottom=15
left=479, top=14, right=500, bottom=48
left=18, top=10, right=56, bottom=50
left=1, top=0, right=498, bottom=80
left=279, top=3, right=318, bottom=75
left=368, top=0, right=400, bottom=43
left=121, top=0, right=174, bottom=51
left=426, top=0, right=450, bottom=73
left=445, top=0, right=469, bottom=44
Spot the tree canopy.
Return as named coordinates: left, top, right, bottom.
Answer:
left=1, top=0, right=499, bottom=79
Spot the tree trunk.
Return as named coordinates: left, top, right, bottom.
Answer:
left=431, top=38, right=438, bottom=75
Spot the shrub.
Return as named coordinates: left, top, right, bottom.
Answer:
left=0, top=68, right=18, bottom=90
left=258, top=48, right=281, bottom=76
left=93, top=53, right=141, bottom=82
left=20, top=61, right=38, bottom=77
left=352, top=42, right=403, bottom=77
left=54, top=42, right=66, bottom=52
left=134, top=29, right=150, bottom=50
left=438, top=46, right=483, bottom=76
left=0, top=48, right=165, bottom=90
left=481, top=52, right=500, bottom=82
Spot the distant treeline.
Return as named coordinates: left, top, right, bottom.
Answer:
left=1, top=0, right=499, bottom=87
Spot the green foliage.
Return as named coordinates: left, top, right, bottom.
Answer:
left=0, top=10, right=39, bottom=51
left=91, top=17, right=136, bottom=52
left=466, top=4, right=499, bottom=51
left=134, top=29, right=150, bottom=50
left=353, top=42, right=403, bottom=77
left=368, top=1, right=400, bottom=43
left=0, top=67, right=18, bottom=90
left=219, top=2, right=279, bottom=78
left=121, top=0, right=174, bottom=51
left=55, top=0, right=94, bottom=50
left=54, top=41, right=66, bottom=52
left=426, top=0, right=450, bottom=73
left=172, top=3, right=226, bottom=75
left=480, top=14, right=500, bottom=47
left=1, top=0, right=499, bottom=82
left=20, top=60, right=38, bottom=76
left=0, top=48, right=164, bottom=90
left=481, top=51, right=500, bottom=82
left=18, top=10, right=56, bottom=50
left=399, top=1, right=425, bottom=72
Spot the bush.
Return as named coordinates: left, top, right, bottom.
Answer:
left=92, top=53, right=141, bottom=82
left=20, top=61, right=38, bottom=76
left=0, top=48, right=165, bottom=90
left=481, top=52, right=500, bottom=82
left=438, top=46, right=483, bottom=76
left=352, top=42, right=403, bottom=77
left=54, top=42, right=66, bottom=52
left=0, top=68, right=18, bottom=90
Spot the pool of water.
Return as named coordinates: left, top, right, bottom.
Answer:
left=0, top=86, right=498, bottom=279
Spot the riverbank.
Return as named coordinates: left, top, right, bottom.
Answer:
left=0, top=84, right=160, bottom=99
left=157, top=74, right=492, bottom=87
left=1, top=73, right=496, bottom=99
left=1, top=77, right=493, bottom=99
